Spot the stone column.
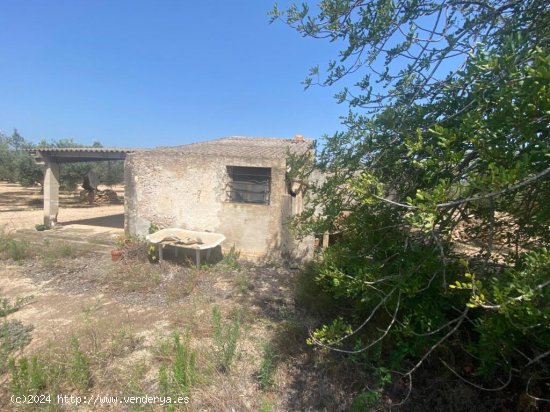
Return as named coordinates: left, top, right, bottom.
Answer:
left=44, top=160, right=60, bottom=227
left=323, top=231, right=330, bottom=249
left=291, top=180, right=304, bottom=215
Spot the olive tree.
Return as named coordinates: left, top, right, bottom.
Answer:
left=273, top=0, right=549, bottom=404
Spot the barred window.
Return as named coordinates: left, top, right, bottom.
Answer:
left=226, top=166, right=271, bottom=205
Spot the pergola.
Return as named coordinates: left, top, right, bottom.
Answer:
left=29, top=147, right=138, bottom=227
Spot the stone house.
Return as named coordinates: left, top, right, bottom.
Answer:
left=124, top=136, right=314, bottom=261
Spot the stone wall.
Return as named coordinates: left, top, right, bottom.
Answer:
left=124, top=151, right=299, bottom=260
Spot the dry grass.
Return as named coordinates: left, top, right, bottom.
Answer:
left=0, top=230, right=364, bottom=411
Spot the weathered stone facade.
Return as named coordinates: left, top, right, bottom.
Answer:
left=124, top=136, right=313, bottom=261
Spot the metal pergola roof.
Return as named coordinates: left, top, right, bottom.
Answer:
left=28, top=147, right=143, bottom=164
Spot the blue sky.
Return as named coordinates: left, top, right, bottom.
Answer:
left=0, top=1, right=347, bottom=148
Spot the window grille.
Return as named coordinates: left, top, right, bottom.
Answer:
left=226, top=166, right=271, bottom=205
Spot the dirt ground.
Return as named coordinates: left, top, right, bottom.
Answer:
left=0, top=182, right=124, bottom=232
left=0, top=182, right=354, bottom=411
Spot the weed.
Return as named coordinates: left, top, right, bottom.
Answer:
left=172, top=333, right=196, bottom=393
left=0, top=296, right=33, bottom=317
left=0, top=320, right=33, bottom=373
left=68, top=336, right=91, bottom=390
left=107, top=328, right=142, bottom=359
left=40, top=240, right=79, bottom=264
left=158, top=332, right=196, bottom=403
left=158, top=362, right=169, bottom=394
left=148, top=244, right=159, bottom=263
left=165, top=270, right=199, bottom=303
left=8, top=355, right=47, bottom=396
left=121, top=360, right=149, bottom=404
left=148, top=223, right=160, bottom=234
left=0, top=233, right=29, bottom=261
left=114, top=235, right=153, bottom=262
left=107, top=261, right=162, bottom=293
left=220, top=245, right=240, bottom=269
left=0, top=321, right=33, bottom=352
left=212, top=306, right=240, bottom=373
left=258, top=341, right=277, bottom=390
left=0, top=295, right=34, bottom=374
left=58, top=243, right=76, bottom=258
left=349, top=390, right=382, bottom=411
left=259, top=398, right=274, bottom=412
left=114, top=234, right=126, bottom=249
left=234, top=271, right=251, bottom=294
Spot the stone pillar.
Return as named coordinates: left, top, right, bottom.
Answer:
left=295, top=191, right=303, bottom=214
left=323, top=231, right=330, bottom=249
left=291, top=180, right=304, bottom=215
left=44, top=160, right=60, bottom=227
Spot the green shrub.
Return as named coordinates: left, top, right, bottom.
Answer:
left=349, top=391, right=382, bottom=412
left=0, top=295, right=34, bottom=374
left=0, top=320, right=33, bottom=373
left=0, top=321, right=33, bottom=353
left=68, top=336, right=91, bottom=390
left=212, top=306, right=240, bottom=373
left=0, top=233, right=29, bottom=261
left=8, top=356, right=47, bottom=396
left=220, top=245, right=240, bottom=269
left=0, top=296, right=33, bottom=318
left=258, top=342, right=277, bottom=390
left=148, top=223, right=160, bottom=234
left=158, top=332, right=196, bottom=401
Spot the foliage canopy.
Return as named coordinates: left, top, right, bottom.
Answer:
left=0, top=130, right=123, bottom=189
left=273, top=0, right=549, bottom=406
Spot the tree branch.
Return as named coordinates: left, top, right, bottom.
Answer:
left=441, top=358, right=513, bottom=391
left=371, top=166, right=550, bottom=210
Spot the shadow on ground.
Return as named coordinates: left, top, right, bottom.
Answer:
left=243, top=266, right=359, bottom=411
left=60, top=213, right=124, bottom=228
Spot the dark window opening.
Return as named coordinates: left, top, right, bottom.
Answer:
left=226, top=166, right=271, bottom=205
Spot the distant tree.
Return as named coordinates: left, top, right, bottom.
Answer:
left=33, top=137, right=124, bottom=190
left=0, top=130, right=40, bottom=184
left=0, top=133, right=124, bottom=189
left=0, top=132, right=13, bottom=181
left=273, top=0, right=549, bottom=406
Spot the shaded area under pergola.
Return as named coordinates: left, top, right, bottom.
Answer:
left=59, top=213, right=125, bottom=229
left=29, top=147, right=139, bottom=227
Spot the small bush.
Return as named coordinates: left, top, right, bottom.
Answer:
left=0, top=320, right=33, bottom=373
left=349, top=391, right=382, bottom=412
left=0, top=233, right=29, bottom=261
left=0, top=321, right=33, bottom=353
left=8, top=355, right=47, bottom=396
left=212, top=306, right=240, bottom=373
left=0, top=295, right=34, bottom=373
